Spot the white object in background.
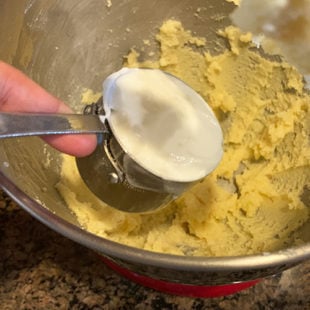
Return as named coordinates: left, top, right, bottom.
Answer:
left=231, top=0, right=310, bottom=75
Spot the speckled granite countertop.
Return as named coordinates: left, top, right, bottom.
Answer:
left=0, top=189, right=309, bottom=310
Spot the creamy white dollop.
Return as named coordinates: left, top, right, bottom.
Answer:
left=102, top=68, right=223, bottom=182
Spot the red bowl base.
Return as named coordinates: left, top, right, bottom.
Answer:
left=99, top=256, right=260, bottom=298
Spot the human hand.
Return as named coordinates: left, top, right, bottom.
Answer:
left=0, top=61, right=97, bottom=157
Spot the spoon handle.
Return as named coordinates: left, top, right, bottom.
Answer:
left=0, top=112, right=106, bottom=139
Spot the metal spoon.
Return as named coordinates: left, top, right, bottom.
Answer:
left=0, top=110, right=196, bottom=213
left=0, top=70, right=223, bottom=213
left=0, top=112, right=106, bottom=138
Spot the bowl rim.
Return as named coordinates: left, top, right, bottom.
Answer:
left=1, top=170, right=309, bottom=271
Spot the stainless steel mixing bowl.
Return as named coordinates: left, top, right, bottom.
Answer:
left=0, top=0, right=309, bottom=287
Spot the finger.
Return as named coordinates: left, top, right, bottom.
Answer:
left=43, top=134, right=98, bottom=157
left=0, top=62, right=97, bottom=157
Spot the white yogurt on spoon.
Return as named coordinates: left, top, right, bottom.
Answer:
left=102, top=68, right=223, bottom=183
